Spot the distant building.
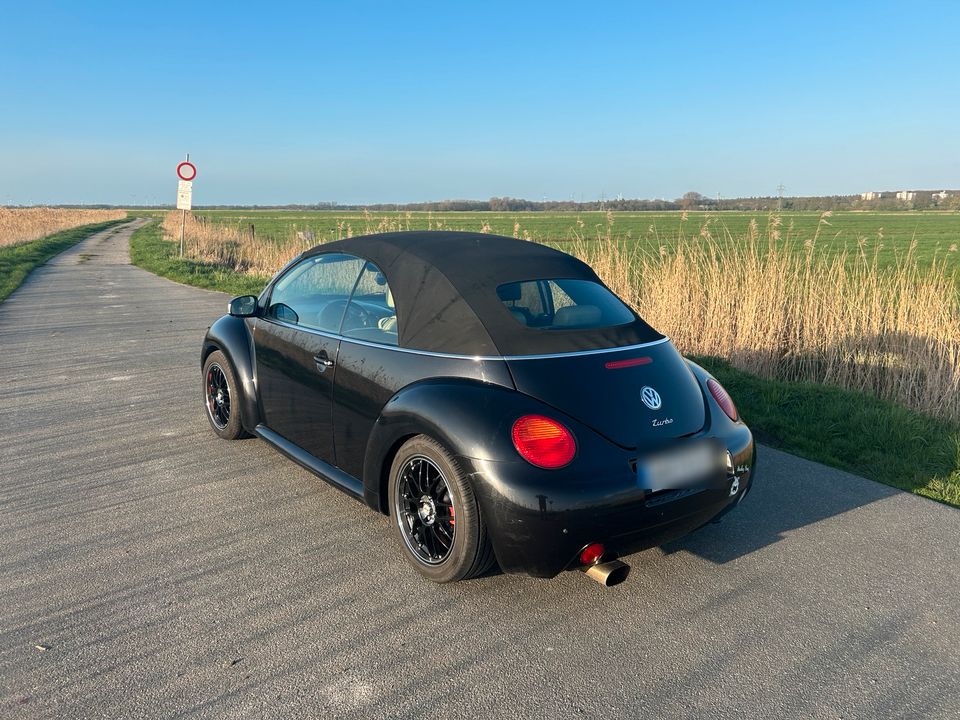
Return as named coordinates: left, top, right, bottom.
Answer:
left=860, top=191, right=882, bottom=200
left=896, top=190, right=917, bottom=201
left=933, top=190, right=950, bottom=201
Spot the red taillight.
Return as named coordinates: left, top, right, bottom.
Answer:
left=579, top=543, right=605, bottom=565
left=511, top=415, right=576, bottom=469
left=707, top=378, right=738, bottom=421
left=605, top=356, right=653, bottom=370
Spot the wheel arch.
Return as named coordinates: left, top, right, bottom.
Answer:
left=371, top=433, right=419, bottom=515
left=361, top=378, right=528, bottom=515
left=203, top=315, right=261, bottom=432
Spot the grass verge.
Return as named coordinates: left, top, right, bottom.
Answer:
left=129, top=220, right=268, bottom=296
left=129, top=220, right=960, bottom=508
left=0, top=219, right=128, bottom=303
left=697, top=357, right=960, bottom=507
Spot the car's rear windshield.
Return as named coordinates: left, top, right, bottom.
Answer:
left=496, top=279, right=636, bottom=330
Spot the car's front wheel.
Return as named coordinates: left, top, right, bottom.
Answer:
left=202, top=350, right=248, bottom=440
left=389, top=435, right=495, bottom=583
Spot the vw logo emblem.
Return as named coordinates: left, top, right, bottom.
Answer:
left=640, top=386, right=662, bottom=410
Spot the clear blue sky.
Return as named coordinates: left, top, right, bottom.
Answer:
left=2, top=1, right=958, bottom=205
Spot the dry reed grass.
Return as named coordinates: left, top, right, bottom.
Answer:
left=164, top=210, right=960, bottom=422
left=163, top=210, right=423, bottom=274
left=162, top=211, right=307, bottom=274
left=572, top=213, right=960, bottom=423
left=0, top=207, right=127, bottom=247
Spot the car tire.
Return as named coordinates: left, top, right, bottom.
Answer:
left=202, top=350, right=249, bottom=440
left=389, top=435, right=496, bottom=583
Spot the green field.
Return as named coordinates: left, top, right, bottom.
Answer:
left=133, top=209, right=960, bottom=276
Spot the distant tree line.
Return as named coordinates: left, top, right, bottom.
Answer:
left=186, top=195, right=861, bottom=212
left=359, top=197, right=686, bottom=212
left=82, top=191, right=958, bottom=212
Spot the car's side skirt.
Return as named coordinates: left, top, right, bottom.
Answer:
left=254, top=424, right=365, bottom=501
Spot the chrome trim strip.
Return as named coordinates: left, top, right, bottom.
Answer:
left=259, top=317, right=670, bottom=361
left=501, top=337, right=670, bottom=360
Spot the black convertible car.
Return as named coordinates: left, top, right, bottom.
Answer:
left=201, top=231, right=755, bottom=586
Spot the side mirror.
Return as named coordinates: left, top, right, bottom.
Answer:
left=227, top=295, right=258, bottom=317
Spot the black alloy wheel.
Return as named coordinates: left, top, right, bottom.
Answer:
left=206, top=363, right=231, bottom=430
left=389, top=435, right=495, bottom=583
left=396, top=455, right=457, bottom=565
left=202, top=350, right=248, bottom=440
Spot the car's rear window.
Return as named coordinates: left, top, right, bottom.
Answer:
left=496, top=279, right=636, bottom=330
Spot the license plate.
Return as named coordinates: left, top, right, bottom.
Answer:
left=636, top=441, right=724, bottom=491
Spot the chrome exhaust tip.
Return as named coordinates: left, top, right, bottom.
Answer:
left=583, top=559, right=630, bottom=587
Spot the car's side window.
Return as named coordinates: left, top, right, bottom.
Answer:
left=497, top=278, right=635, bottom=330
left=266, top=253, right=365, bottom=332
left=340, top=261, right=398, bottom=346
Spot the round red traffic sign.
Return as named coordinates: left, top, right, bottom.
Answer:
left=176, top=161, right=197, bottom=181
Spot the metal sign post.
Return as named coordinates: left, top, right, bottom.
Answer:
left=176, top=155, right=197, bottom=258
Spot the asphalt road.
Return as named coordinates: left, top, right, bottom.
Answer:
left=2, top=221, right=959, bottom=720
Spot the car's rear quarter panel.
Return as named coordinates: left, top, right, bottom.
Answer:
left=332, top=342, right=514, bottom=492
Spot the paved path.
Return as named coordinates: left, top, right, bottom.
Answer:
left=1, top=222, right=958, bottom=719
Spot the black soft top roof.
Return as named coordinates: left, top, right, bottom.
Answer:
left=308, top=231, right=663, bottom=356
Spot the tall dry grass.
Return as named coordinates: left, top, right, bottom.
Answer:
left=573, top=212, right=960, bottom=423
left=162, top=210, right=422, bottom=274
left=162, top=212, right=306, bottom=273
left=165, top=209, right=960, bottom=422
left=0, top=207, right=127, bottom=247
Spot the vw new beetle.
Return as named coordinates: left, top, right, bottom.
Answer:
left=201, top=231, right=755, bottom=586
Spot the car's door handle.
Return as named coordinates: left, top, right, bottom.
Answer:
left=314, top=354, right=335, bottom=372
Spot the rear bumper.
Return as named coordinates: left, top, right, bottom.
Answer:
left=462, top=427, right=755, bottom=578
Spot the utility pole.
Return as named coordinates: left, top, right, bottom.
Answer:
left=776, top=183, right=785, bottom=212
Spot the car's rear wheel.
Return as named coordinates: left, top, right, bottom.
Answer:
left=389, top=436, right=495, bottom=583
left=202, top=350, right=248, bottom=440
